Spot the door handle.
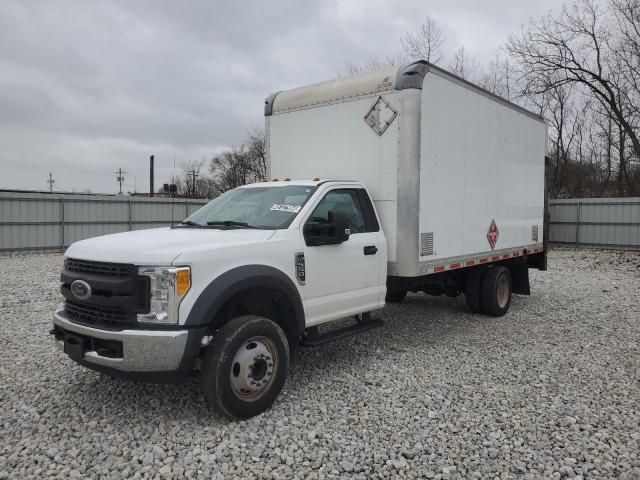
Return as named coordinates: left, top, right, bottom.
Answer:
left=363, top=245, right=378, bottom=255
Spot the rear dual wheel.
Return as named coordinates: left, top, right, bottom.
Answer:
left=465, top=265, right=512, bottom=317
left=480, top=266, right=512, bottom=317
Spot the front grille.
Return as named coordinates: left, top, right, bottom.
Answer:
left=66, top=278, right=150, bottom=311
left=62, top=258, right=149, bottom=329
left=64, top=258, right=136, bottom=277
left=64, top=300, right=135, bottom=328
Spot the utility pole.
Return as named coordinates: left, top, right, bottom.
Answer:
left=115, top=168, right=126, bottom=195
left=186, top=169, right=199, bottom=198
left=47, top=172, right=55, bottom=192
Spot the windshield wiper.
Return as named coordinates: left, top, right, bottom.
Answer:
left=176, top=220, right=203, bottom=228
left=206, top=220, right=259, bottom=229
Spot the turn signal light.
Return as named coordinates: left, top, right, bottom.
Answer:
left=176, top=269, right=191, bottom=296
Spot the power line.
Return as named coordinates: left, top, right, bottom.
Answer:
left=47, top=172, right=55, bottom=193
left=115, top=168, right=126, bottom=195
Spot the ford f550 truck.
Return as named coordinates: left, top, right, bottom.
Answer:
left=52, top=61, right=548, bottom=418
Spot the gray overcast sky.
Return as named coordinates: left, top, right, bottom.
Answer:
left=0, top=0, right=563, bottom=194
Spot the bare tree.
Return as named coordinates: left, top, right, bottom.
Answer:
left=159, top=159, right=208, bottom=198
left=507, top=0, right=640, bottom=164
left=580, top=100, right=616, bottom=196
left=246, top=127, right=267, bottom=181
left=449, top=46, right=479, bottom=81
left=610, top=0, right=640, bottom=194
left=611, top=0, right=640, bottom=111
left=339, top=55, right=402, bottom=76
left=209, top=128, right=269, bottom=195
left=478, top=51, right=514, bottom=100
left=210, top=146, right=250, bottom=194
left=401, top=14, right=445, bottom=64
left=181, top=159, right=206, bottom=199
left=548, top=85, right=591, bottom=196
left=157, top=128, right=268, bottom=199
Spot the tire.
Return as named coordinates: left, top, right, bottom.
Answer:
left=464, top=267, right=485, bottom=314
left=201, top=315, right=289, bottom=419
left=385, top=290, right=407, bottom=303
left=480, top=266, right=512, bottom=317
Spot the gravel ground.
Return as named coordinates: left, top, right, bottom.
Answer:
left=1, top=248, right=639, bottom=480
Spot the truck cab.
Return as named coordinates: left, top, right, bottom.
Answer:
left=52, top=180, right=387, bottom=418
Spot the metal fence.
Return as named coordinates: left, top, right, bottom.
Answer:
left=549, top=197, right=640, bottom=249
left=0, top=191, right=208, bottom=252
left=2, top=192, right=639, bottom=252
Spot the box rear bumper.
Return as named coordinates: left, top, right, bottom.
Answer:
left=52, top=304, right=205, bottom=384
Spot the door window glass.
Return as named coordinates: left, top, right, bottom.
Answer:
left=307, top=189, right=366, bottom=233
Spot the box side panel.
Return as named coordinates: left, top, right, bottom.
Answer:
left=419, top=73, right=546, bottom=265
left=267, top=92, right=401, bottom=261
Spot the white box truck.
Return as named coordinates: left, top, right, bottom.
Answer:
left=51, top=61, right=548, bottom=418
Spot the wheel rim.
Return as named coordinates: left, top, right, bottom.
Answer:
left=229, top=336, right=278, bottom=402
left=496, top=272, right=510, bottom=308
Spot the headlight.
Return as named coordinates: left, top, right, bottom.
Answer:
left=137, top=266, right=191, bottom=324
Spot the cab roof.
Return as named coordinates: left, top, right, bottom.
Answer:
left=241, top=179, right=361, bottom=188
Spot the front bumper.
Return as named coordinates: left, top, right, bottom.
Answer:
left=51, top=304, right=205, bottom=384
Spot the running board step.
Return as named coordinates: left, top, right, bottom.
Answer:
left=300, top=319, right=385, bottom=347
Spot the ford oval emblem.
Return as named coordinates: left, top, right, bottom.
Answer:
left=70, top=280, right=92, bottom=300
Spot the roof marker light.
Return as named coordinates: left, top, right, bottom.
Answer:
left=313, top=177, right=320, bottom=181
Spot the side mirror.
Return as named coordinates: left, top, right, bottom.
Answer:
left=304, top=211, right=351, bottom=246
left=332, top=211, right=351, bottom=243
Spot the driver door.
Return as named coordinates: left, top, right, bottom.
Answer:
left=301, top=188, right=381, bottom=325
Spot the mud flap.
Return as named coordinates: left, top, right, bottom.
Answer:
left=510, top=260, right=531, bottom=295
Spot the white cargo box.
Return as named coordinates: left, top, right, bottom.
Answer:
left=265, top=61, right=547, bottom=278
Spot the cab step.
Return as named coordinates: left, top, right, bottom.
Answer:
left=301, top=316, right=384, bottom=347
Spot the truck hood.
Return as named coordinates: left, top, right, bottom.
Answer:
left=65, top=227, right=276, bottom=265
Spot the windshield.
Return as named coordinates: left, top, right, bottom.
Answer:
left=183, top=185, right=317, bottom=229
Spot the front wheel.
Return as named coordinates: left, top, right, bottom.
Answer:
left=201, top=315, right=289, bottom=419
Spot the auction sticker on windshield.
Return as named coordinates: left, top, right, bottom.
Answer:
left=270, top=204, right=302, bottom=213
